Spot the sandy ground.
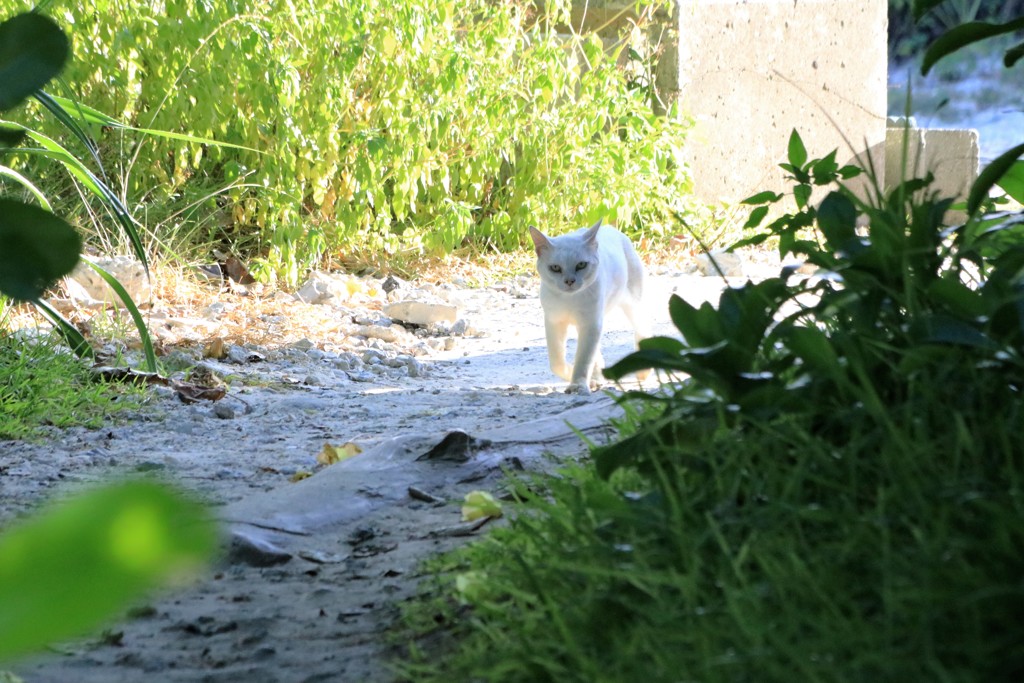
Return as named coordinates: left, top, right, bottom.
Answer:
left=0, top=255, right=772, bottom=683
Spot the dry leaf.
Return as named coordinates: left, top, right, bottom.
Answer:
left=317, top=442, right=363, bottom=466
left=203, top=337, right=227, bottom=359
left=290, top=471, right=313, bottom=482
left=223, top=255, right=255, bottom=284
left=171, top=380, right=227, bottom=403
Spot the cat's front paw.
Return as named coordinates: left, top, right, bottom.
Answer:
left=564, top=382, right=591, bottom=395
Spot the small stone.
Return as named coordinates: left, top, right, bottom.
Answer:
left=695, top=250, right=744, bottom=277
left=202, top=302, right=230, bottom=320
left=382, top=275, right=402, bottom=293
left=227, top=533, right=292, bottom=567
left=68, top=256, right=151, bottom=305
left=290, top=338, right=315, bottom=352
left=450, top=319, right=469, bottom=336
left=303, top=372, right=327, bottom=386
left=226, top=345, right=266, bottom=364
left=384, top=301, right=458, bottom=325
left=348, top=371, right=376, bottom=383
left=362, top=348, right=387, bottom=365
left=296, top=272, right=348, bottom=305
left=213, top=403, right=236, bottom=420
left=399, top=355, right=425, bottom=378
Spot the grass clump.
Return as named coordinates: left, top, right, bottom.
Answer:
left=397, top=132, right=1024, bottom=682
left=0, top=325, right=139, bottom=440
left=403, top=405, right=1024, bottom=682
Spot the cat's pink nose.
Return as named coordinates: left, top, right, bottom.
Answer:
left=564, top=278, right=575, bottom=287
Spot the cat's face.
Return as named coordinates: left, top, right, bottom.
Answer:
left=528, top=220, right=602, bottom=294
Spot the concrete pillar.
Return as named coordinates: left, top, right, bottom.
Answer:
left=670, top=0, right=889, bottom=207
left=564, top=1, right=891, bottom=210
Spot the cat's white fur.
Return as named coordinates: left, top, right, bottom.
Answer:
left=528, top=218, right=648, bottom=394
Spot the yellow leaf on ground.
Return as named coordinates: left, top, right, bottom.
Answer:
left=461, top=490, right=502, bottom=522
left=345, top=278, right=364, bottom=297
left=316, top=442, right=362, bottom=466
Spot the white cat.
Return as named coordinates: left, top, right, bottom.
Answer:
left=528, top=218, right=649, bottom=394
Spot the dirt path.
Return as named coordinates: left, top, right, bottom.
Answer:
left=1, top=260, right=759, bottom=682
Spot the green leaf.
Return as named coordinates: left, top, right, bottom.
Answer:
left=728, top=233, right=770, bottom=250
left=793, top=183, right=812, bottom=209
left=0, top=125, right=25, bottom=146
left=995, top=161, right=1024, bottom=204
left=2, top=122, right=148, bottom=272
left=83, top=259, right=158, bottom=372
left=838, top=165, right=863, bottom=179
left=31, top=297, right=94, bottom=360
left=0, top=199, right=80, bottom=301
left=810, top=150, right=839, bottom=185
left=927, top=278, right=988, bottom=319
left=0, top=164, right=52, bottom=209
left=0, top=481, right=216, bottom=661
left=788, top=130, right=807, bottom=168
left=785, top=326, right=841, bottom=380
left=638, top=335, right=687, bottom=355
left=603, top=348, right=690, bottom=381
left=968, top=143, right=1024, bottom=216
left=1005, top=40, right=1024, bottom=68
left=817, top=191, right=857, bottom=250
left=741, top=190, right=782, bottom=205
left=33, top=90, right=102, bottom=170
left=0, top=13, right=69, bottom=111
left=922, top=17, right=1024, bottom=75
left=744, top=205, right=769, bottom=229
left=912, top=0, right=945, bottom=20
left=42, top=93, right=261, bottom=153
left=669, top=294, right=722, bottom=348
left=912, top=314, right=998, bottom=350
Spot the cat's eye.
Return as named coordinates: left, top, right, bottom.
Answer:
left=549, top=264, right=562, bottom=274
left=575, top=262, right=588, bottom=271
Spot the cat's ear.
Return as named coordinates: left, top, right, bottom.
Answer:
left=528, top=226, right=550, bottom=255
left=583, top=218, right=603, bottom=244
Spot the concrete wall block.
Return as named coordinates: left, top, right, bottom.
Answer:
left=921, top=128, right=980, bottom=203
left=885, top=124, right=928, bottom=190
left=884, top=125, right=979, bottom=222
left=672, top=0, right=888, bottom=208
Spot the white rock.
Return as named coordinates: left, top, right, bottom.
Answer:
left=385, top=301, right=458, bottom=325
left=362, top=349, right=386, bottom=365
left=695, top=250, right=744, bottom=277
left=68, top=256, right=151, bottom=305
left=203, top=302, right=234, bottom=320
left=295, top=271, right=348, bottom=305
left=349, top=324, right=409, bottom=344
left=398, top=355, right=425, bottom=378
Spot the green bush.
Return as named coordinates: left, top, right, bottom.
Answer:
left=3, top=0, right=695, bottom=284
left=398, top=134, right=1024, bottom=682
left=396, top=5, right=1024, bottom=680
